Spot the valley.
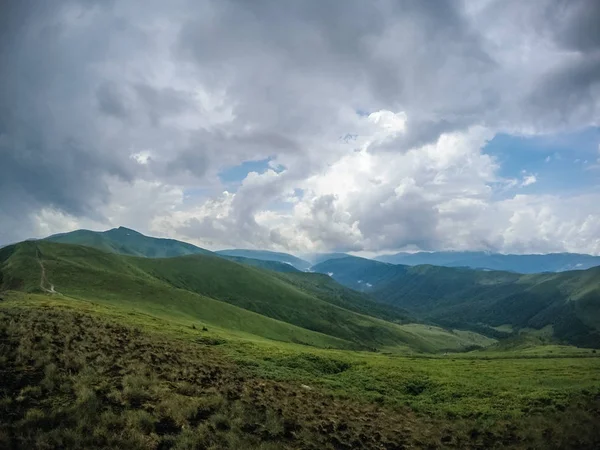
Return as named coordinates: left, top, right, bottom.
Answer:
left=1, top=228, right=599, bottom=449
left=312, top=256, right=600, bottom=348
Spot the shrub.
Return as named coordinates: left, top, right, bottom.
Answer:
left=403, top=377, right=434, bottom=396
left=75, top=386, right=100, bottom=418
left=274, top=354, right=352, bottom=375
left=122, top=374, right=156, bottom=407
left=157, top=394, right=204, bottom=427
left=41, top=363, right=60, bottom=392
left=211, top=413, right=230, bottom=431
left=124, top=409, right=155, bottom=434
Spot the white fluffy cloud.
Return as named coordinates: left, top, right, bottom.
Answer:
left=2, top=0, right=600, bottom=254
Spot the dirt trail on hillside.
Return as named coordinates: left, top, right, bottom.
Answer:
left=36, top=248, right=57, bottom=294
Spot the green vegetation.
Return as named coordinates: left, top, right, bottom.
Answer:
left=215, top=249, right=312, bottom=271
left=313, top=256, right=600, bottom=347
left=218, top=255, right=302, bottom=273
left=2, top=237, right=600, bottom=448
left=1, top=293, right=599, bottom=449
left=45, top=227, right=212, bottom=258
left=0, top=241, right=489, bottom=353
left=271, top=271, right=413, bottom=324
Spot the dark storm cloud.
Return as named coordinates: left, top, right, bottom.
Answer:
left=530, top=54, right=600, bottom=126
left=133, top=84, right=196, bottom=127
left=155, top=128, right=300, bottom=182
left=547, top=0, right=600, bottom=52
left=0, top=0, right=138, bottom=242
left=519, top=0, right=600, bottom=129
left=96, top=81, right=131, bottom=119
left=0, top=0, right=599, bottom=250
left=177, top=0, right=493, bottom=122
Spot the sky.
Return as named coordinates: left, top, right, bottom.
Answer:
left=1, top=0, right=600, bottom=255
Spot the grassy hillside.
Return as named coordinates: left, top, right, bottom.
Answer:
left=313, top=257, right=600, bottom=348
left=125, top=250, right=484, bottom=352
left=274, top=271, right=413, bottom=324
left=218, top=255, right=301, bottom=273
left=0, top=241, right=490, bottom=353
left=1, top=293, right=599, bottom=449
left=0, top=242, right=351, bottom=349
left=45, top=227, right=212, bottom=258
left=215, top=249, right=311, bottom=270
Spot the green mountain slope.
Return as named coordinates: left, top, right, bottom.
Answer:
left=312, top=256, right=406, bottom=291
left=0, top=242, right=349, bottom=349
left=218, top=255, right=301, bottom=273
left=0, top=241, right=490, bottom=353
left=313, top=257, right=600, bottom=348
left=45, top=227, right=212, bottom=258
left=215, top=249, right=311, bottom=270
left=274, top=271, right=413, bottom=324
left=301, top=252, right=351, bottom=265
left=126, top=252, right=468, bottom=351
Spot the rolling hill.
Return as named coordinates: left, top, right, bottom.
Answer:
left=217, top=255, right=302, bottom=273
left=45, top=227, right=212, bottom=258
left=0, top=241, right=490, bottom=353
left=312, top=256, right=600, bottom=348
left=301, top=252, right=351, bottom=265
left=375, top=250, right=600, bottom=273
left=44, top=228, right=305, bottom=274
left=272, top=271, right=413, bottom=324
left=215, top=249, right=311, bottom=270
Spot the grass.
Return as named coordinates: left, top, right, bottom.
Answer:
left=2, top=240, right=600, bottom=448
left=1, top=293, right=599, bottom=449
left=227, top=334, right=600, bottom=419
left=0, top=241, right=493, bottom=353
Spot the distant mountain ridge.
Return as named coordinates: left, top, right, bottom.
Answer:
left=301, top=253, right=351, bottom=265
left=312, top=256, right=600, bottom=348
left=218, top=255, right=302, bottom=273
left=215, top=249, right=311, bottom=270
left=42, top=228, right=600, bottom=275
left=375, top=251, right=600, bottom=273
left=45, top=227, right=212, bottom=258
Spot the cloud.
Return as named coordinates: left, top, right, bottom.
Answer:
left=521, top=174, right=538, bottom=187
left=1, top=0, right=599, bottom=254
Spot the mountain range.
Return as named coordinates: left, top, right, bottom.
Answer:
left=215, top=249, right=312, bottom=270
left=29, top=227, right=600, bottom=348
left=46, top=227, right=212, bottom=258
left=0, top=238, right=496, bottom=353
left=44, top=227, right=600, bottom=274
left=375, top=250, right=600, bottom=273
left=312, top=256, right=600, bottom=347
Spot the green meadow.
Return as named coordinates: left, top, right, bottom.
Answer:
left=1, top=239, right=600, bottom=448
left=1, top=292, right=599, bottom=449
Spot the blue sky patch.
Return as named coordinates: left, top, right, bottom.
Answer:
left=218, top=158, right=273, bottom=184
left=484, top=127, right=600, bottom=196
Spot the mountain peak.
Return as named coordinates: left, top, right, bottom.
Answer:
left=107, top=226, right=143, bottom=235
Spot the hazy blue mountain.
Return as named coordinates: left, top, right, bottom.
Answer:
left=311, top=256, right=404, bottom=291
left=301, top=252, right=351, bottom=265
left=45, top=227, right=212, bottom=258
left=375, top=251, right=600, bottom=273
left=312, top=256, right=600, bottom=348
left=215, top=249, right=311, bottom=270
